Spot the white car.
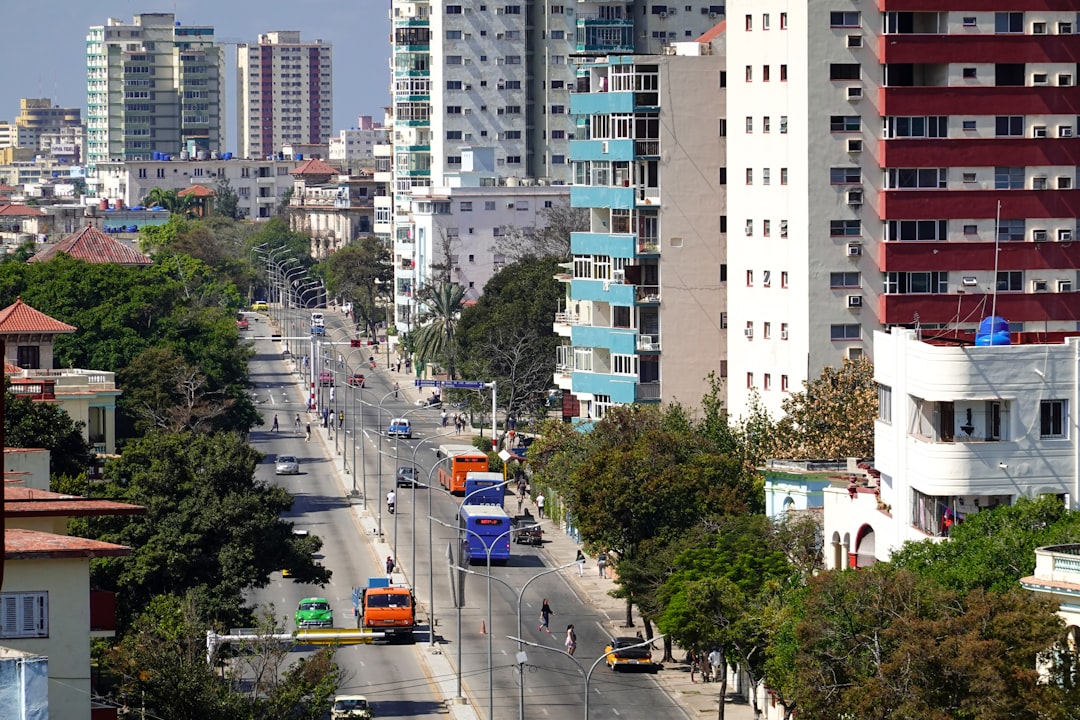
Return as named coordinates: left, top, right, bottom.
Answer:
left=275, top=455, right=300, bottom=475
left=311, top=312, right=325, bottom=327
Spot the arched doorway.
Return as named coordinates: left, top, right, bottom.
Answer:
left=853, top=524, right=876, bottom=567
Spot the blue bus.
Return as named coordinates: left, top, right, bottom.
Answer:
left=464, top=471, right=506, bottom=508
left=458, top=504, right=512, bottom=564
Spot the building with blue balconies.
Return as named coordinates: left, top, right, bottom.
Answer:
left=556, top=26, right=726, bottom=420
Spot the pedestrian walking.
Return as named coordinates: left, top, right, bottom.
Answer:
left=338, top=411, right=344, bottom=428
left=271, top=414, right=279, bottom=432
left=565, top=624, right=578, bottom=656
left=536, top=494, right=546, bottom=520
left=441, top=409, right=448, bottom=427
left=294, top=414, right=302, bottom=433
left=538, top=598, right=554, bottom=633
left=386, top=555, right=395, bottom=575
left=575, top=549, right=586, bottom=576
left=396, top=360, right=402, bottom=373
left=707, top=648, right=722, bottom=684
left=598, top=550, right=608, bottom=578
left=393, top=381, right=399, bottom=399
left=305, top=423, right=311, bottom=442
left=455, top=415, right=463, bottom=434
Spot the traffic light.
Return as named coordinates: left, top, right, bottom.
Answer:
left=350, top=339, right=363, bottom=347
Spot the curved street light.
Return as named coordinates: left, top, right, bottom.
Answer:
left=507, top=633, right=667, bottom=720
left=389, top=403, right=447, bottom=555
left=401, top=430, right=458, bottom=579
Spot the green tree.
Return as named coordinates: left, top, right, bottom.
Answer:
left=455, top=255, right=563, bottom=421
left=317, top=237, right=392, bottom=337
left=143, top=187, right=195, bottom=216
left=774, top=356, right=877, bottom=459
left=83, top=430, right=331, bottom=628
left=212, top=176, right=241, bottom=220
left=891, top=495, right=1080, bottom=594
left=412, top=282, right=466, bottom=377
left=4, top=387, right=92, bottom=479
left=789, top=565, right=1067, bottom=720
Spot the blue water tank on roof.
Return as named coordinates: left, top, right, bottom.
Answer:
left=975, top=316, right=1011, bottom=346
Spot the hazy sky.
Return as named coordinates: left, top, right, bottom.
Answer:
left=2, top=0, right=391, bottom=146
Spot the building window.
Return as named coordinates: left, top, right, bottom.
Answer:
left=829, top=64, right=861, bottom=80
left=830, top=324, right=861, bottom=341
left=763, top=65, right=771, bottom=82
left=1041, top=400, right=1066, bottom=438
left=746, top=269, right=753, bottom=285
left=459, top=201, right=472, bottom=212
left=830, top=115, right=861, bottom=132
left=997, top=219, right=1025, bottom=242
left=830, top=11, right=860, bottom=27
left=780, top=322, right=789, bottom=340
left=763, top=168, right=771, bottom=185
left=746, top=168, right=753, bottom=184
left=780, top=116, right=788, bottom=133
left=831, top=220, right=861, bottom=237
left=963, top=68, right=977, bottom=79
left=994, top=12, right=1023, bottom=34
left=830, top=272, right=861, bottom=288
left=780, top=12, right=787, bottom=29
left=747, top=372, right=754, bottom=388
left=886, top=219, right=947, bottom=241
left=0, top=592, right=48, bottom=638
left=886, top=168, right=946, bottom=189
left=763, top=220, right=771, bottom=236
left=830, top=167, right=861, bottom=184
left=780, top=64, right=788, bottom=81
left=878, top=385, right=892, bottom=423
left=883, top=271, right=948, bottom=294
left=745, top=14, right=752, bottom=30
left=996, top=271, right=1023, bottom=291
left=745, top=116, right=753, bottom=133
left=995, top=116, right=1024, bottom=136
left=763, top=13, right=770, bottom=30
left=746, top=65, right=753, bottom=82
left=780, top=167, right=788, bottom=185
left=763, top=116, right=771, bottom=132
left=781, top=375, right=789, bottom=391
left=763, top=373, right=772, bottom=390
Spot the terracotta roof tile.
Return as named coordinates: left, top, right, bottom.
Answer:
left=0, top=297, right=76, bottom=335
left=5, top=486, right=145, bottom=518
left=0, top=183, right=16, bottom=193
left=3, top=361, right=21, bottom=373
left=0, top=204, right=46, bottom=217
left=29, top=224, right=152, bottom=265
left=291, top=158, right=339, bottom=176
left=178, top=184, right=215, bottom=197
left=697, top=19, right=726, bottom=43
left=5, top=528, right=130, bottom=560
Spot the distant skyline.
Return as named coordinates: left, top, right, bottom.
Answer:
left=2, top=1, right=391, bottom=150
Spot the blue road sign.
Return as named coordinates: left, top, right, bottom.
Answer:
left=413, top=379, right=487, bottom=390
left=444, top=380, right=487, bottom=390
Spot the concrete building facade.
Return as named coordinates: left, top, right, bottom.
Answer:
left=237, top=31, right=333, bottom=160
left=558, top=36, right=726, bottom=419
left=726, top=0, right=1080, bottom=419
left=86, top=13, right=224, bottom=167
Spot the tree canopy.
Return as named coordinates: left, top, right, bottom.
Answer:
left=83, top=430, right=330, bottom=628
left=316, top=237, right=392, bottom=337
left=774, top=356, right=877, bottom=459
left=496, top=201, right=587, bottom=261
left=412, top=282, right=466, bottom=376
left=4, top=387, right=92, bottom=479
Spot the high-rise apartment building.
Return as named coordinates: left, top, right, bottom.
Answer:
left=86, top=13, right=224, bottom=167
left=557, top=32, right=726, bottom=420
left=14, top=99, right=82, bottom=154
left=237, top=31, right=333, bottom=160
left=726, top=1, right=1080, bottom=419
left=389, top=1, right=726, bottom=331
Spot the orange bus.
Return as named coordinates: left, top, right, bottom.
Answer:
left=436, top=444, right=490, bottom=495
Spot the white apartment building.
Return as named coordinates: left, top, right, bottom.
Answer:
left=399, top=163, right=569, bottom=328
left=329, top=116, right=386, bottom=175
left=86, top=13, right=224, bottom=167
left=93, top=157, right=298, bottom=219
left=237, top=31, right=333, bottom=161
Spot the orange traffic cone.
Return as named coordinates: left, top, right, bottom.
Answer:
left=480, top=619, right=487, bottom=635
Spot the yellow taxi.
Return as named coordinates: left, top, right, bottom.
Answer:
left=251, top=300, right=269, bottom=311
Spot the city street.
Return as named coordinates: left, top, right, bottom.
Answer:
left=243, top=308, right=693, bottom=720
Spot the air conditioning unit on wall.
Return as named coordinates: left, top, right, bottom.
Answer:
left=847, top=243, right=863, bottom=256
left=847, top=295, right=863, bottom=308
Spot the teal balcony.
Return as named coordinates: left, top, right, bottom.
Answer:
left=570, top=139, right=633, bottom=162
left=570, top=231, right=636, bottom=257
left=571, top=185, right=635, bottom=210
left=570, top=91, right=635, bottom=116
left=570, top=326, right=637, bottom=355
left=570, top=278, right=635, bottom=306
left=570, top=371, right=637, bottom=404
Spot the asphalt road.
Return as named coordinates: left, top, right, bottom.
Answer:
left=242, top=308, right=689, bottom=720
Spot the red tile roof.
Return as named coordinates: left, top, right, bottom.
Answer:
left=291, top=158, right=339, bottom=176
left=0, top=204, right=45, bottom=217
left=179, top=184, right=215, bottom=197
left=5, top=528, right=130, bottom=560
left=5, top=486, right=145, bottom=518
left=0, top=183, right=16, bottom=193
left=698, top=19, right=726, bottom=43
left=29, top=224, right=152, bottom=265
left=0, top=297, right=76, bottom=335
left=3, top=361, right=21, bottom=373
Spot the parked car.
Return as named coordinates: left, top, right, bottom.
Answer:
left=387, top=418, right=412, bottom=439
left=396, top=465, right=419, bottom=487
left=346, top=373, right=366, bottom=388
left=275, top=455, right=300, bottom=475
left=331, top=695, right=373, bottom=719
left=319, top=371, right=334, bottom=386
left=251, top=300, right=269, bottom=311
left=295, top=597, right=333, bottom=629
left=605, top=636, right=658, bottom=672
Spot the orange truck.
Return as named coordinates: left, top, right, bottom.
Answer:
left=353, top=576, right=416, bottom=642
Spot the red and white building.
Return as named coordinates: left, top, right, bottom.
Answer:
left=237, top=31, right=333, bottom=160
left=727, top=0, right=1080, bottom=418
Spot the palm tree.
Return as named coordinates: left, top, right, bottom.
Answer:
left=412, top=282, right=466, bottom=378
left=143, top=187, right=195, bottom=217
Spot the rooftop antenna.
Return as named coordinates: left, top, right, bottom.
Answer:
left=991, top=200, right=1002, bottom=321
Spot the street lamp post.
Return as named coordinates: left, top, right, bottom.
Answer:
left=423, top=457, right=453, bottom=650
left=403, top=431, right=457, bottom=576
left=454, top=561, right=575, bottom=720
left=431, top=517, right=517, bottom=720
left=372, top=389, right=399, bottom=538
left=507, top=634, right=666, bottom=720
left=390, top=403, right=446, bottom=556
